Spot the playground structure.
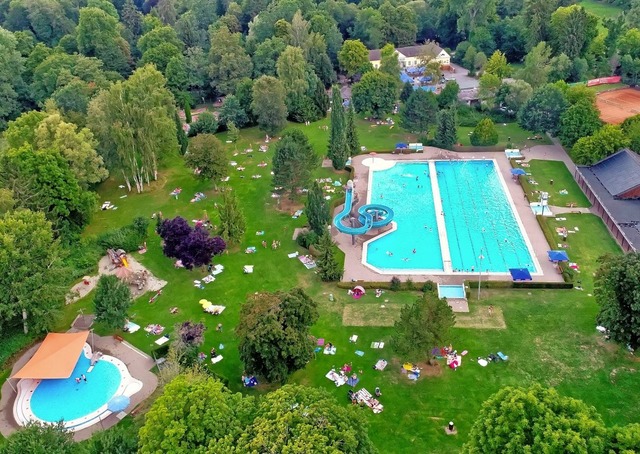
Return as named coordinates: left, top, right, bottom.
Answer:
left=333, top=181, right=394, bottom=238
left=107, top=249, right=128, bottom=268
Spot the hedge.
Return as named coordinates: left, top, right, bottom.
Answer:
left=466, top=280, right=573, bottom=289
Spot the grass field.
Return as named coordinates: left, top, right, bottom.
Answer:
left=2, top=114, right=639, bottom=452
left=579, top=0, right=623, bottom=18
left=457, top=123, right=552, bottom=148
left=519, top=159, right=592, bottom=208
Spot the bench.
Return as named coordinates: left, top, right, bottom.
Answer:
left=113, top=335, right=124, bottom=342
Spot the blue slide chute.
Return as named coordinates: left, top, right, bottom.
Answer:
left=333, top=187, right=394, bottom=235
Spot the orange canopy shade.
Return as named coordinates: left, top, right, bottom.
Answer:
left=12, top=332, right=89, bottom=379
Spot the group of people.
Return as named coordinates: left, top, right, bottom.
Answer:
left=74, top=374, right=87, bottom=384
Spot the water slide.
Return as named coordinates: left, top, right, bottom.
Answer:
left=333, top=187, right=394, bottom=235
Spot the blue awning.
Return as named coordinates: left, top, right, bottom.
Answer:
left=547, top=250, right=569, bottom=261
left=509, top=268, right=532, bottom=281
left=400, top=72, right=413, bottom=83
left=511, top=168, right=526, bottom=175
left=396, top=143, right=408, bottom=148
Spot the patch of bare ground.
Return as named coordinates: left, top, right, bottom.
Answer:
left=342, top=304, right=402, bottom=326
left=455, top=306, right=506, bottom=329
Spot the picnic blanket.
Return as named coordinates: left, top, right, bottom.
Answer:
left=155, top=335, right=169, bottom=346
left=347, top=376, right=359, bottom=387
left=324, top=346, right=337, bottom=355
left=370, top=342, right=385, bottom=349
left=353, top=389, right=383, bottom=413
left=211, top=355, right=223, bottom=364
left=325, top=370, right=347, bottom=386
left=204, top=305, right=226, bottom=315
left=145, top=324, right=164, bottom=335
left=202, top=275, right=215, bottom=284
left=374, top=359, right=388, bottom=371
left=211, top=264, right=224, bottom=275
left=288, top=251, right=299, bottom=258
left=124, top=321, right=140, bottom=333
left=355, top=350, right=365, bottom=357
left=298, top=255, right=316, bottom=269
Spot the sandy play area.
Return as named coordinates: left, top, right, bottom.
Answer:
left=66, top=255, right=167, bottom=304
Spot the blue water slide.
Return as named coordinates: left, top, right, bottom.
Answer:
left=333, top=188, right=394, bottom=235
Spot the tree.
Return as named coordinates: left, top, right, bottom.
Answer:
left=484, top=50, right=510, bottom=78
left=517, top=84, right=568, bottom=135
left=449, top=0, right=497, bottom=35
left=0, top=28, right=26, bottom=130
left=328, top=87, right=347, bottom=169
left=87, top=424, right=138, bottom=454
left=219, top=95, right=248, bottom=128
left=252, top=76, right=288, bottom=135
left=185, top=134, right=227, bottom=180
left=470, top=118, right=499, bottom=146
left=621, top=115, right=640, bottom=152
left=438, top=82, right=460, bottom=108
left=571, top=125, right=630, bottom=165
left=379, top=43, right=400, bottom=79
left=272, top=130, right=318, bottom=199
left=165, top=56, right=188, bottom=98
left=187, top=112, right=218, bottom=137
left=400, top=90, right=438, bottom=134
left=217, top=190, right=246, bottom=244
left=392, top=292, right=455, bottom=361
left=227, top=122, right=240, bottom=143
left=595, top=253, right=640, bottom=350
left=236, top=385, right=377, bottom=453
left=276, top=45, right=308, bottom=98
left=208, top=26, right=252, bottom=95
left=550, top=5, right=598, bottom=59
left=306, top=182, right=329, bottom=236
left=478, top=73, right=502, bottom=110
left=252, top=37, right=287, bottom=77
left=500, top=80, right=533, bottom=115
left=345, top=104, right=360, bottom=158
left=76, top=7, right=131, bottom=75
left=93, top=275, right=132, bottom=330
left=0, top=421, right=76, bottom=454
left=0, top=210, right=67, bottom=334
left=177, top=321, right=206, bottom=346
left=353, top=8, right=385, bottom=49
left=434, top=108, right=458, bottom=149
left=175, top=112, right=188, bottom=156
left=462, top=384, right=607, bottom=453
left=558, top=101, right=602, bottom=147
left=620, top=54, right=640, bottom=86
left=237, top=288, right=318, bottom=382
left=138, top=371, right=254, bottom=453
left=138, top=25, right=183, bottom=55
left=315, top=232, right=343, bottom=282
left=338, top=39, right=371, bottom=77
left=88, top=65, right=177, bottom=192
left=400, top=82, right=414, bottom=102
left=352, top=71, right=397, bottom=119
left=618, top=28, right=640, bottom=60
left=158, top=216, right=192, bottom=259
left=516, top=42, right=552, bottom=89
left=158, top=217, right=226, bottom=270
left=628, top=0, right=640, bottom=29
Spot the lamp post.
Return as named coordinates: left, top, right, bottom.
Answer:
left=477, top=250, right=484, bottom=301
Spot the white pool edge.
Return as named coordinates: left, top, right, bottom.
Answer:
left=360, top=158, right=543, bottom=276
left=13, top=343, right=143, bottom=432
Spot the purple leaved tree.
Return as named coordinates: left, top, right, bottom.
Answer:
left=178, top=321, right=206, bottom=346
left=158, top=216, right=192, bottom=258
left=178, top=227, right=226, bottom=269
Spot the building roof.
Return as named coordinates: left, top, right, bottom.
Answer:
left=12, top=331, right=89, bottom=379
left=577, top=163, right=640, bottom=251
left=369, top=43, right=446, bottom=61
left=590, top=149, right=640, bottom=197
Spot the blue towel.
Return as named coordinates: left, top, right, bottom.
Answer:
left=314, top=347, right=322, bottom=353
left=355, top=350, right=364, bottom=356
left=218, top=344, right=224, bottom=350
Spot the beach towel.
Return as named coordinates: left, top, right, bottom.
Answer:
left=374, top=360, right=387, bottom=371
left=355, top=350, right=364, bottom=356
left=324, top=346, right=337, bottom=355
left=211, top=355, right=223, bottom=364
left=124, top=321, right=140, bottom=333
left=347, top=376, right=360, bottom=387
left=349, top=335, right=358, bottom=343
left=288, top=252, right=299, bottom=258
left=155, top=335, right=169, bottom=346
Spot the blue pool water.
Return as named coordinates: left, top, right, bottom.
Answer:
left=365, top=160, right=536, bottom=273
left=366, top=162, right=443, bottom=270
left=31, top=352, right=121, bottom=424
left=438, top=284, right=466, bottom=299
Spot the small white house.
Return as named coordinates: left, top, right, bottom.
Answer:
left=369, top=43, right=451, bottom=69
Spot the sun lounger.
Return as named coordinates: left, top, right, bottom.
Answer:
left=243, top=265, right=254, bottom=274
left=288, top=252, right=299, bottom=258
left=211, top=355, right=223, bottom=364
left=155, top=335, right=169, bottom=346
left=497, top=352, right=508, bottom=361
left=349, top=335, right=358, bottom=343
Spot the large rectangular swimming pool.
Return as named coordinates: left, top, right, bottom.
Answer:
left=364, top=160, right=537, bottom=274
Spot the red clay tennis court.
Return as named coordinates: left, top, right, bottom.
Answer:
left=595, top=88, right=640, bottom=124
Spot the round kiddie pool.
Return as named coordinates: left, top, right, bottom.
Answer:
left=14, top=344, right=142, bottom=431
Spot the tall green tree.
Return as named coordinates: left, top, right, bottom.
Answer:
left=217, top=190, right=246, bottom=244
left=517, top=83, right=568, bottom=135
left=0, top=28, right=26, bottom=130
left=87, top=424, right=138, bottom=454
left=571, top=125, right=630, bottom=165
left=338, top=39, right=371, bottom=77
left=352, top=71, right=397, bottom=119
left=305, top=182, right=329, bottom=236
left=462, top=384, right=607, bottom=453
left=138, top=371, right=255, bottom=453
left=392, top=292, right=455, bottom=362
left=379, top=43, right=400, bottom=79
left=0, top=421, right=77, bottom=454
left=208, top=25, right=252, bottom=94
left=434, top=107, right=458, bottom=149
left=272, top=129, right=318, bottom=199
left=483, top=50, right=510, bottom=78
left=345, top=104, right=360, bottom=158
left=500, top=80, right=533, bottom=115
left=470, top=118, right=499, bottom=146
left=328, top=87, right=347, bottom=169
left=276, top=45, right=308, bottom=98
left=516, top=42, right=552, bottom=89
left=558, top=100, right=603, bottom=148
left=219, top=94, right=249, bottom=128
left=550, top=5, right=598, bottom=59
left=237, top=288, right=318, bottom=382
left=93, top=275, right=132, bottom=330
left=400, top=90, right=438, bottom=134
left=251, top=75, right=288, bottom=135
left=236, top=385, right=377, bottom=453
left=621, top=114, right=640, bottom=152
left=315, top=232, right=343, bottom=282
left=595, top=253, right=640, bottom=350
left=185, top=134, right=227, bottom=180
left=175, top=112, right=188, bottom=155
left=438, top=81, right=460, bottom=108
left=478, top=73, right=502, bottom=110
left=76, top=7, right=131, bottom=75
left=0, top=209, right=67, bottom=334
left=88, top=65, right=177, bottom=192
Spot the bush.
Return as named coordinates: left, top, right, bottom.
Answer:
left=188, top=112, right=218, bottom=137
left=456, top=104, right=484, bottom=127
left=97, top=216, right=149, bottom=252
left=405, top=278, right=415, bottom=290
left=470, top=118, right=499, bottom=146
left=390, top=276, right=402, bottom=291
left=422, top=281, right=436, bottom=293
left=296, top=231, right=319, bottom=249
left=63, top=237, right=103, bottom=279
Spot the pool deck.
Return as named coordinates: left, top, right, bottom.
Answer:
left=0, top=333, right=158, bottom=442
left=334, top=147, right=565, bottom=284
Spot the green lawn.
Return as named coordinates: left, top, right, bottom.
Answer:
left=519, top=159, right=592, bottom=208
left=457, top=123, right=552, bottom=148
left=579, top=0, right=623, bottom=18
left=586, top=82, right=629, bottom=93
left=2, top=113, right=639, bottom=452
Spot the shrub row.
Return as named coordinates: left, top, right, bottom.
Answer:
left=466, top=280, right=573, bottom=289
left=97, top=216, right=150, bottom=252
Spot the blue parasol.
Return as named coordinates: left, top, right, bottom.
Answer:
left=510, top=168, right=526, bottom=175
left=547, top=250, right=569, bottom=262
left=107, top=395, right=130, bottom=412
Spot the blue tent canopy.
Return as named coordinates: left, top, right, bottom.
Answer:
left=509, top=268, right=532, bottom=281
left=547, top=250, right=569, bottom=261
left=511, top=168, right=526, bottom=175
left=396, top=143, right=408, bottom=148
left=400, top=72, right=413, bottom=84
left=418, top=86, right=436, bottom=92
